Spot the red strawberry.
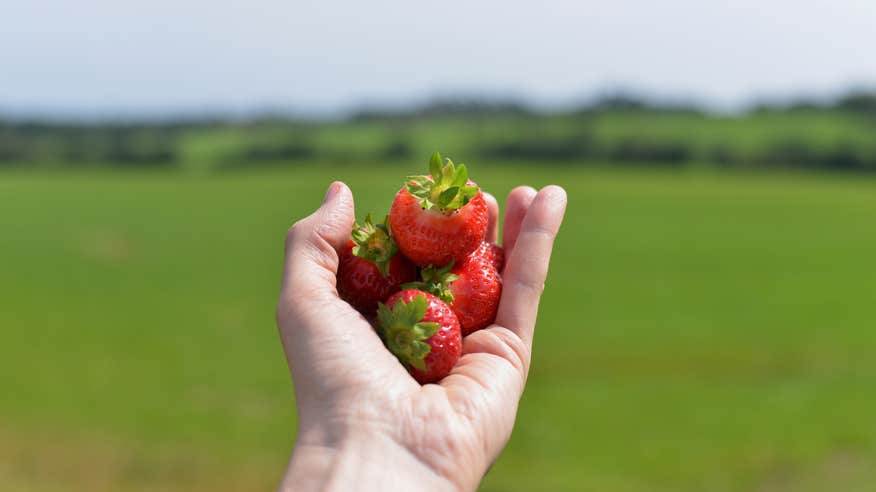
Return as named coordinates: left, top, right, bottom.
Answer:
left=474, top=241, right=505, bottom=273
left=377, top=290, right=462, bottom=384
left=406, top=253, right=502, bottom=336
left=389, top=152, right=488, bottom=267
left=337, top=214, right=416, bottom=315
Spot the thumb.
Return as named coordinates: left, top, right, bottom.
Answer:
left=280, top=181, right=355, bottom=302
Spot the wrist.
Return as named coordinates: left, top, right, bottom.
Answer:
left=281, top=431, right=461, bottom=492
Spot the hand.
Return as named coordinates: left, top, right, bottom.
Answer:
left=276, top=181, right=567, bottom=491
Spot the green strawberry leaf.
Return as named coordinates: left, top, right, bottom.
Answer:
left=438, top=186, right=459, bottom=208
left=403, top=152, right=480, bottom=214
left=452, top=164, right=468, bottom=187
left=350, top=213, right=397, bottom=277
left=376, top=294, right=440, bottom=372
left=429, top=152, right=443, bottom=179
left=407, top=263, right=458, bottom=304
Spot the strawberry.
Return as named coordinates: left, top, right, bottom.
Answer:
left=337, top=214, right=416, bottom=315
left=389, top=152, right=488, bottom=267
left=405, top=253, right=502, bottom=336
left=475, top=241, right=505, bottom=273
left=377, top=289, right=462, bottom=384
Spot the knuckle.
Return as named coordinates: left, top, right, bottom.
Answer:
left=286, top=219, right=307, bottom=244
left=304, top=236, right=340, bottom=273
left=511, top=276, right=545, bottom=296
left=487, top=328, right=530, bottom=376
left=523, top=224, right=556, bottom=242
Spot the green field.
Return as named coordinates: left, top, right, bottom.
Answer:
left=2, top=165, right=876, bottom=491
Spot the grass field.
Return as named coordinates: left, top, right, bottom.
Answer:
left=2, top=164, right=876, bottom=491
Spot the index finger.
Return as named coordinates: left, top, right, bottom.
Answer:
left=494, top=185, right=567, bottom=347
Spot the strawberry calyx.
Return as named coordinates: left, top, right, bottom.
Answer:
left=376, top=294, right=439, bottom=371
left=351, top=213, right=397, bottom=277
left=405, top=152, right=479, bottom=214
left=402, top=263, right=459, bottom=304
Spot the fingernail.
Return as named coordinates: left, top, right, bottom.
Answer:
left=322, top=182, right=340, bottom=204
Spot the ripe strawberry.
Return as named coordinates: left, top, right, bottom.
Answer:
left=377, top=290, right=462, bottom=384
left=405, top=253, right=502, bottom=336
left=474, top=241, right=505, bottom=273
left=337, top=214, right=416, bottom=315
left=389, top=152, right=488, bottom=267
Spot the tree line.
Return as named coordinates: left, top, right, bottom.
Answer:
left=1, top=91, right=875, bottom=171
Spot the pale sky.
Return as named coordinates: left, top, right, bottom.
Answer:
left=1, top=0, right=874, bottom=116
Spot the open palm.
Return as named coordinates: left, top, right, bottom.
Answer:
left=277, top=181, right=567, bottom=491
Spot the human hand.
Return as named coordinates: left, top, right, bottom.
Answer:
left=276, top=181, right=567, bottom=491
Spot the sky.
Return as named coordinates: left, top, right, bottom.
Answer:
left=1, top=0, right=874, bottom=117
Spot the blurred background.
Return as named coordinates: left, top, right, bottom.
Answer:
left=2, top=1, right=876, bottom=491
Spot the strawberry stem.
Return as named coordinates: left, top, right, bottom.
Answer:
left=401, top=263, right=458, bottom=304
left=405, top=152, right=479, bottom=214
left=376, top=294, right=439, bottom=371
left=351, top=213, right=397, bottom=277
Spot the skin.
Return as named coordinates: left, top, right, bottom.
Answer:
left=276, top=181, right=567, bottom=492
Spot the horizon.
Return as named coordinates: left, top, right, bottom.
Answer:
left=1, top=85, right=873, bottom=123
